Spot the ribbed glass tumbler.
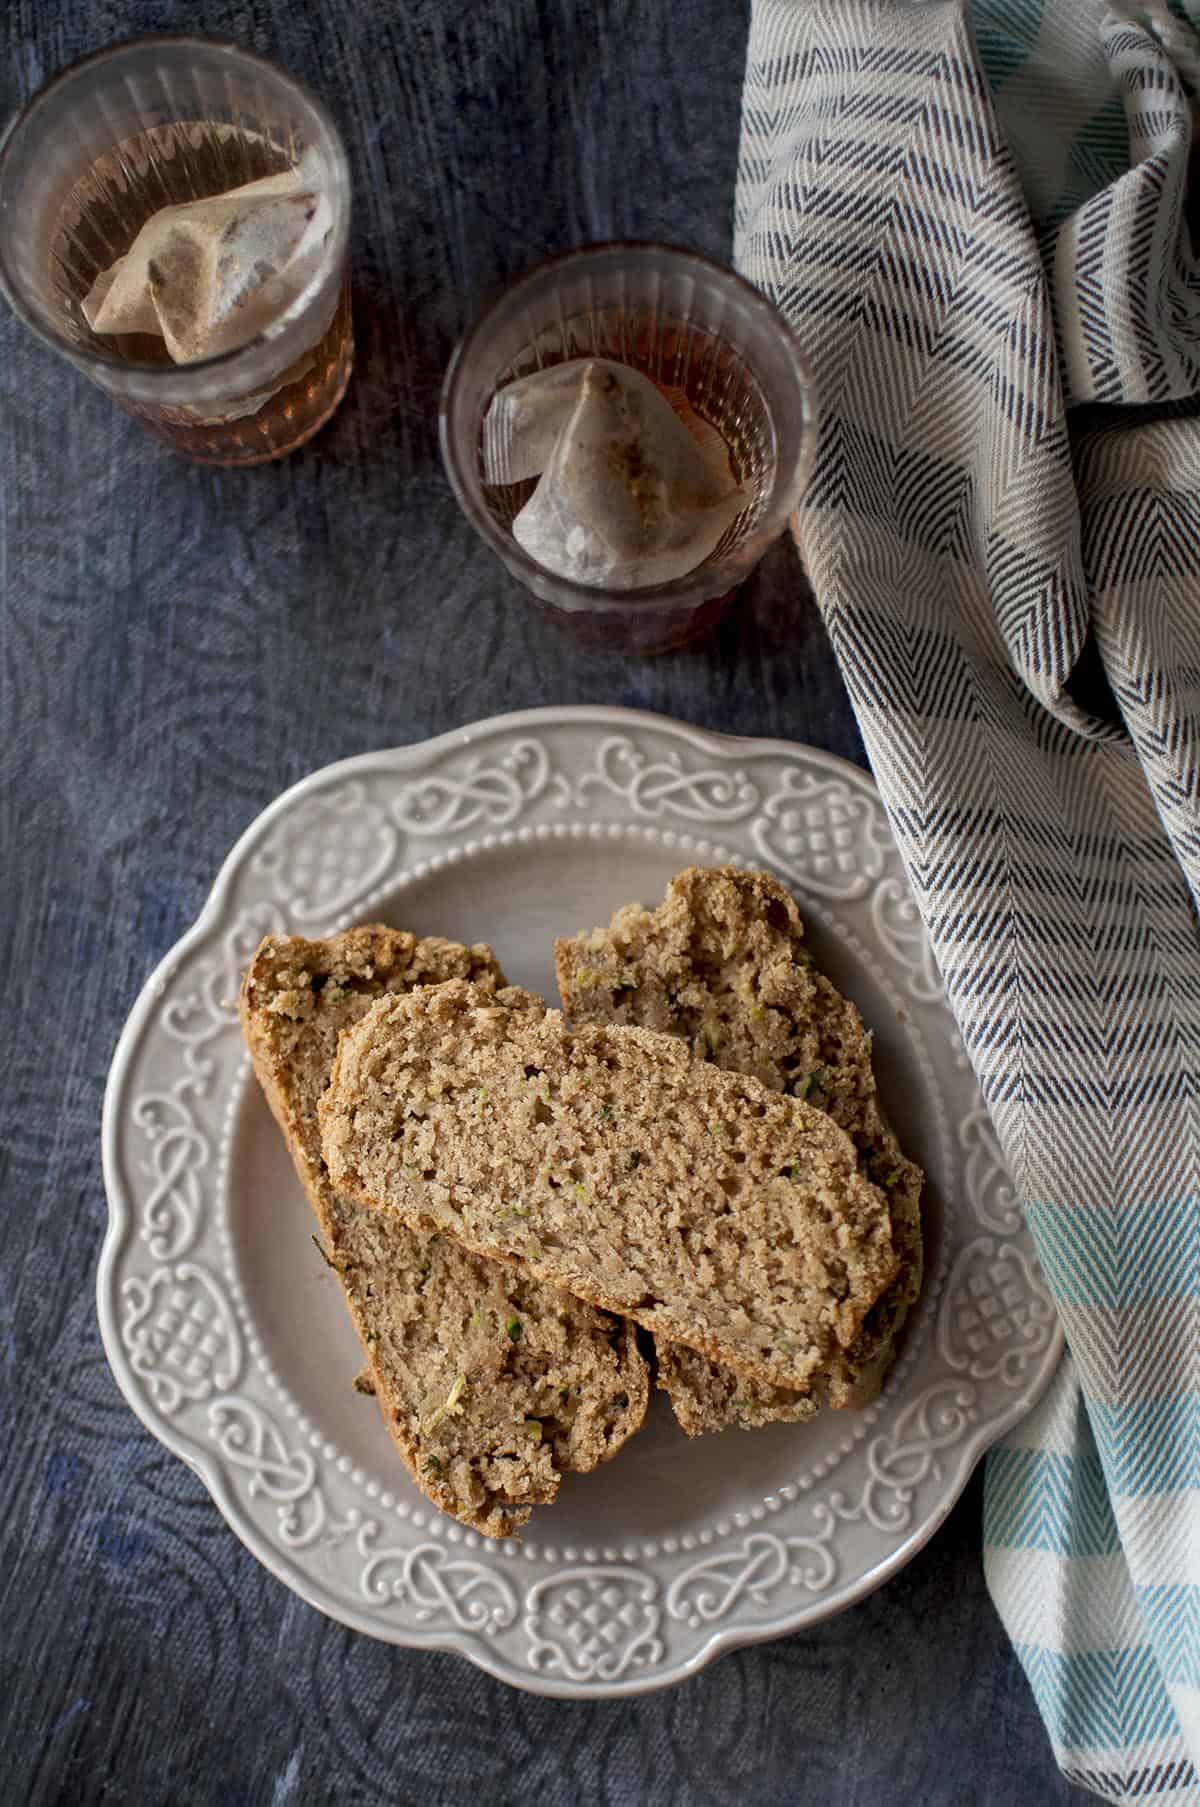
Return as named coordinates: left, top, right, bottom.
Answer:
left=0, top=35, right=352, bottom=464
left=440, top=243, right=817, bottom=653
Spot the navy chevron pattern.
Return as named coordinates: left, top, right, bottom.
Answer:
left=737, top=2, right=1200, bottom=1799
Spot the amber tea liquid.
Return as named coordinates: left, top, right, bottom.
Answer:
left=49, top=121, right=352, bottom=464
left=481, top=319, right=772, bottom=651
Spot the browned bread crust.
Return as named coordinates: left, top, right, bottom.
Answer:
left=240, top=927, right=649, bottom=1537
left=556, top=867, right=924, bottom=1433
left=319, top=980, right=899, bottom=1392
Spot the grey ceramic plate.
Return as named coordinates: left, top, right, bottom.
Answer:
left=98, top=706, right=1061, bottom=1696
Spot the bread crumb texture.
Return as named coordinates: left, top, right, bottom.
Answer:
left=556, top=867, right=924, bottom=1432
left=240, top=927, right=649, bottom=1538
left=320, top=978, right=899, bottom=1392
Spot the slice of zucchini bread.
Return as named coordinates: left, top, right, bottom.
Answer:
left=556, top=867, right=924, bottom=1432
left=319, top=980, right=899, bottom=1392
left=241, top=927, right=648, bottom=1536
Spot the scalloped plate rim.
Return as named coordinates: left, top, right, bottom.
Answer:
left=97, top=703, right=1063, bottom=1697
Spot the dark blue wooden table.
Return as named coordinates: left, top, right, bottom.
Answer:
left=0, top=4, right=1090, bottom=1801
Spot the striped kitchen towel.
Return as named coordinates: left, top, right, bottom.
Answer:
left=735, top=1, right=1200, bottom=1799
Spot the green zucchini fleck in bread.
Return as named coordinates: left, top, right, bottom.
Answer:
left=555, top=867, right=924, bottom=1433
left=240, top=927, right=649, bottom=1537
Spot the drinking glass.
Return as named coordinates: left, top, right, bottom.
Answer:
left=0, top=35, right=352, bottom=465
left=440, top=243, right=817, bottom=653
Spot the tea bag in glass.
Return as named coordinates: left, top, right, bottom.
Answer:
left=82, top=148, right=331, bottom=365
left=504, top=360, right=746, bottom=589
left=481, top=357, right=609, bottom=485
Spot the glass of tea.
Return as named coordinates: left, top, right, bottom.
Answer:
left=0, top=35, right=352, bottom=465
left=440, top=243, right=816, bottom=654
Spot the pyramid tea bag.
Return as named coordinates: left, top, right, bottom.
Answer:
left=482, top=356, right=739, bottom=486
left=500, top=360, right=746, bottom=590
left=82, top=151, right=331, bottom=366
left=481, top=358, right=610, bottom=485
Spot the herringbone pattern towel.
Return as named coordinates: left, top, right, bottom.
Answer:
left=735, top=3, right=1200, bottom=1799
